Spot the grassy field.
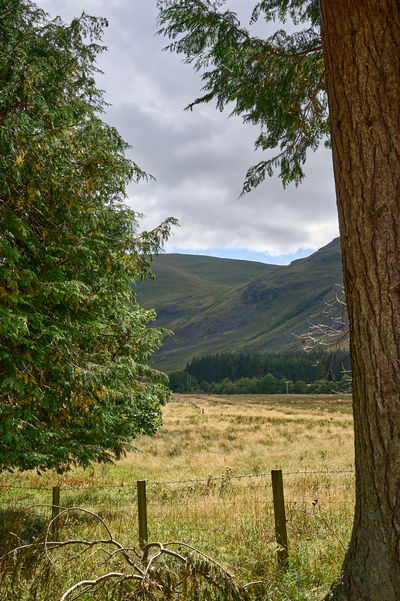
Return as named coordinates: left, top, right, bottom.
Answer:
left=1, top=393, right=355, bottom=601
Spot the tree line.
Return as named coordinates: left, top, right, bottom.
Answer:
left=169, top=350, right=351, bottom=394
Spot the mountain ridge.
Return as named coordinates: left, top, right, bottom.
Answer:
left=135, top=238, right=343, bottom=371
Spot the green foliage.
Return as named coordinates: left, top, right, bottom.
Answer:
left=0, top=0, right=176, bottom=473
left=168, top=351, right=351, bottom=394
left=208, top=376, right=350, bottom=395
left=185, top=350, right=351, bottom=384
left=157, top=0, right=328, bottom=188
left=168, top=370, right=199, bottom=392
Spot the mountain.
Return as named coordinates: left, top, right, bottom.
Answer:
left=135, top=238, right=343, bottom=372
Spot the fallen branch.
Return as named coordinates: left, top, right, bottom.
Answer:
left=0, top=506, right=252, bottom=601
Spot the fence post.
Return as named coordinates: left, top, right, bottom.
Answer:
left=51, top=486, right=60, bottom=540
left=271, top=469, right=289, bottom=569
left=137, top=480, right=148, bottom=548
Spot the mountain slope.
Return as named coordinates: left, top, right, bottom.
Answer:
left=136, top=239, right=343, bottom=371
left=136, top=254, right=276, bottom=332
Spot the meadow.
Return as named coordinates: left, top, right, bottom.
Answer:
left=1, top=393, right=355, bottom=601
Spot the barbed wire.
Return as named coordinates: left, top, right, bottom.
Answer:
left=283, top=469, right=353, bottom=476
left=0, top=468, right=355, bottom=491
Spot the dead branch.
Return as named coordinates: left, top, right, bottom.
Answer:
left=0, top=506, right=252, bottom=601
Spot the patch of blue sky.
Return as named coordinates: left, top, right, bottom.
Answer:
left=165, top=246, right=315, bottom=266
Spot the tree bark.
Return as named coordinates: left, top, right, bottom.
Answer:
left=320, top=1, right=400, bottom=599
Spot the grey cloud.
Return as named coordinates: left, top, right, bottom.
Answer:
left=36, top=0, right=338, bottom=258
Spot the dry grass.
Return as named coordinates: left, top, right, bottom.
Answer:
left=1, top=393, right=355, bottom=601
left=119, top=393, right=354, bottom=480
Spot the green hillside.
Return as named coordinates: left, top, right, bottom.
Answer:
left=136, top=254, right=276, bottom=332
left=148, top=253, right=275, bottom=286
left=135, top=239, right=343, bottom=371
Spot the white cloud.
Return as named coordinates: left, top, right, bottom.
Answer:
left=35, top=0, right=339, bottom=260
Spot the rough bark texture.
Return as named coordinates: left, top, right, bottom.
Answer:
left=320, top=1, right=400, bottom=599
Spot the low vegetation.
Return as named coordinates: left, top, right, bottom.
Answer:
left=1, top=394, right=354, bottom=600
left=170, top=350, right=352, bottom=394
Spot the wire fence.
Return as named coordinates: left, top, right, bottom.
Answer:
left=1, top=468, right=355, bottom=571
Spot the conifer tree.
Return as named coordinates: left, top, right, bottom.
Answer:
left=0, top=0, right=175, bottom=473
left=158, top=1, right=400, bottom=598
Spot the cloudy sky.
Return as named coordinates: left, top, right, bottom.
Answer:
left=37, top=0, right=339, bottom=264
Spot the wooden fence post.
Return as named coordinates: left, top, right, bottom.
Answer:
left=137, top=480, right=148, bottom=548
left=271, top=469, right=289, bottom=569
left=51, top=486, right=60, bottom=540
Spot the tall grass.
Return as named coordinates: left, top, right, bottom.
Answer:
left=1, top=393, right=354, bottom=600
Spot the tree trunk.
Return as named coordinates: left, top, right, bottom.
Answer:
left=320, top=1, right=400, bottom=599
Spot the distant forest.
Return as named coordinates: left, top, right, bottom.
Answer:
left=169, top=350, right=352, bottom=394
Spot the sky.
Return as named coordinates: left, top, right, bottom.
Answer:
left=36, top=0, right=339, bottom=265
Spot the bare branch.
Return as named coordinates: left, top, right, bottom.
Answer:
left=1, top=507, right=250, bottom=601
left=60, top=572, right=141, bottom=601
